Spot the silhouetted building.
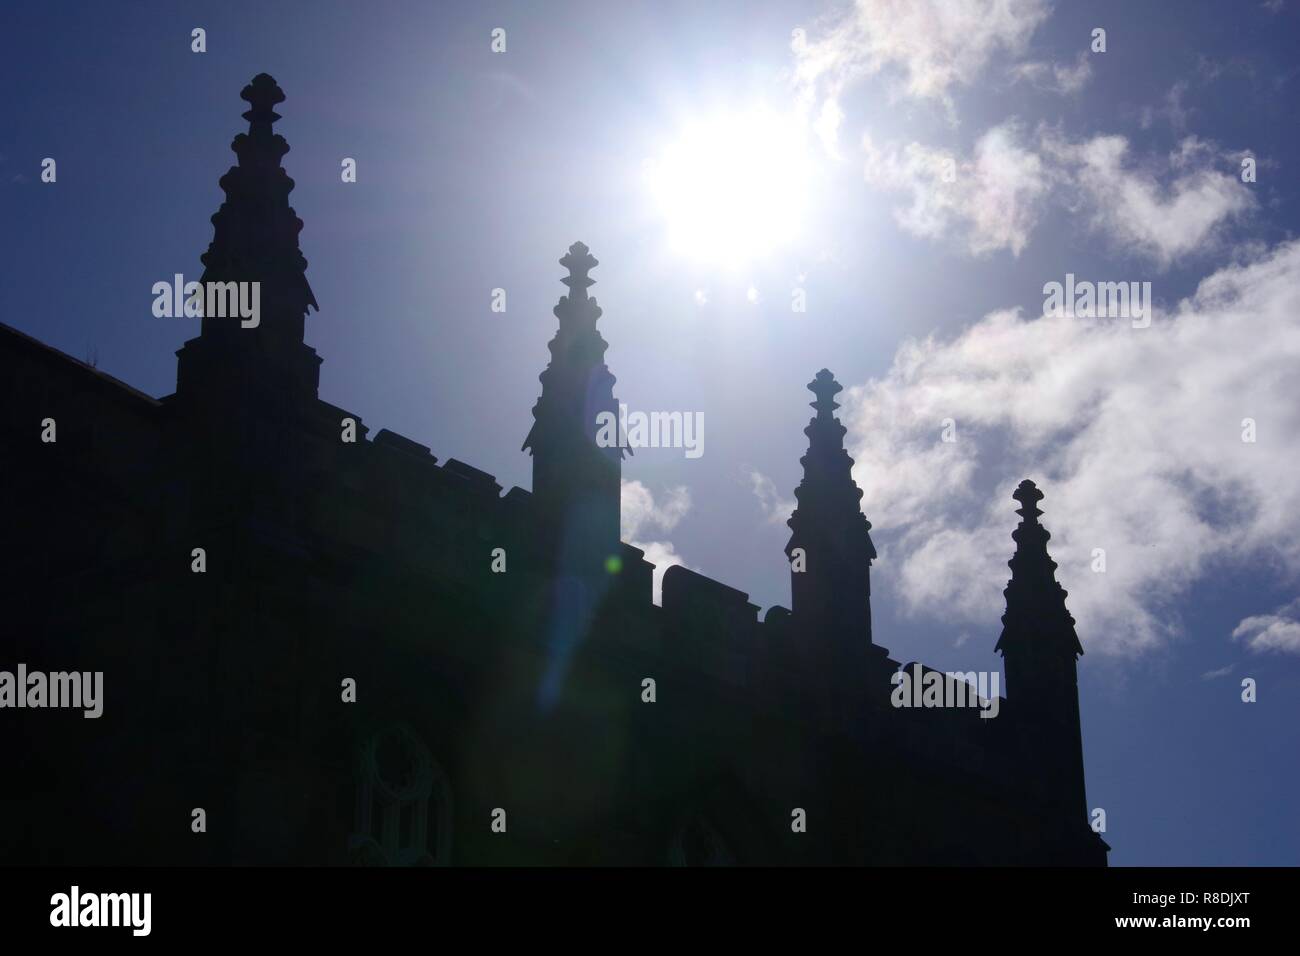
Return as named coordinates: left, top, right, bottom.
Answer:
left=0, top=75, right=1108, bottom=866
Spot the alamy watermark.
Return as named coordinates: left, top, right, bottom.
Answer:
left=891, top=663, right=1001, bottom=719
left=50, top=886, right=150, bottom=936
left=0, top=664, right=102, bottom=718
left=596, top=404, right=704, bottom=459
left=152, top=273, right=260, bottom=328
left=1043, top=273, right=1150, bottom=328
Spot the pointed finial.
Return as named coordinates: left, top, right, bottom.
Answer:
left=1012, top=479, right=1044, bottom=524
left=560, top=241, right=598, bottom=294
left=808, top=368, right=842, bottom=417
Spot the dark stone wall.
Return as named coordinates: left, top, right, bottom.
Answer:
left=0, top=321, right=1107, bottom=866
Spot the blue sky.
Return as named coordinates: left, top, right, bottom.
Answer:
left=3, top=1, right=1298, bottom=864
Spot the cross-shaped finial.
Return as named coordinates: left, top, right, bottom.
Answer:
left=560, top=241, right=598, bottom=293
left=808, top=368, right=842, bottom=417
left=1012, top=478, right=1045, bottom=523
left=241, top=73, right=285, bottom=127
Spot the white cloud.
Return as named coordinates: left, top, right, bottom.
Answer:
left=633, top=540, right=689, bottom=606
left=750, top=471, right=797, bottom=525
left=795, top=3, right=1251, bottom=265
left=621, top=479, right=692, bottom=604
left=862, top=125, right=1253, bottom=265
left=863, top=121, right=1051, bottom=256
left=841, top=239, right=1300, bottom=656
left=1201, top=664, right=1235, bottom=680
left=1232, top=601, right=1300, bottom=653
left=794, top=0, right=1050, bottom=118
left=621, top=479, right=690, bottom=539
left=813, top=97, right=846, bottom=157
left=1046, top=132, right=1254, bottom=268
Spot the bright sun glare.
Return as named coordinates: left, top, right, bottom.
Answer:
left=644, top=107, right=815, bottom=270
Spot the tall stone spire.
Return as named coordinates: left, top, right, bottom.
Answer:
left=995, top=480, right=1085, bottom=667
left=175, top=73, right=322, bottom=405
left=996, top=479, right=1088, bottom=822
left=785, top=370, right=886, bottom=671
left=523, top=242, right=623, bottom=572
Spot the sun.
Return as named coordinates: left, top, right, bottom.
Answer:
left=644, top=107, right=815, bottom=270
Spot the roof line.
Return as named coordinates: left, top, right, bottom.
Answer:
left=0, top=320, right=162, bottom=406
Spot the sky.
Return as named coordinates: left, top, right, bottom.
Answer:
left=3, top=0, right=1299, bottom=865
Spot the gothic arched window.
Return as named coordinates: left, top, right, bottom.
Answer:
left=349, top=723, right=452, bottom=866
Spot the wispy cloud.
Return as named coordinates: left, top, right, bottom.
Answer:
left=1139, top=81, right=1192, bottom=132
left=1044, top=132, right=1254, bottom=268
left=749, top=470, right=797, bottom=525
left=860, top=125, right=1252, bottom=265
left=794, top=0, right=1051, bottom=125
left=862, top=120, right=1051, bottom=256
